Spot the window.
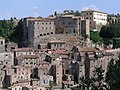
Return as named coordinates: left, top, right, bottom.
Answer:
left=26, top=62, right=28, bottom=64
left=30, top=62, right=33, bottom=64
left=37, top=44, right=41, bottom=49
left=1, top=41, right=3, bottom=45
left=90, top=13, right=92, bottom=15
left=1, top=77, right=2, bottom=81
left=44, top=80, right=48, bottom=84
left=40, top=34, right=42, bottom=36
left=47, top=33, right=49, bottom=35
left=51, top=32, right=53, bottom=34
left=44, top=33, right=46, bottom=36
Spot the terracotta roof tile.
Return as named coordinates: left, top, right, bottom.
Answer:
left=14, top=48, right=34, bottom=52
left=17, top=55, right=38, bottom=59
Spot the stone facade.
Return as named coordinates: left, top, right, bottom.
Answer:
left=0, top=37, right=5, bottom=52
left=0, top=52, right=14, bottom=66
left=23, top=17, right=55, bottom=48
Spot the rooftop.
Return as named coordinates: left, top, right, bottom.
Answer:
left=48, top=40, right=65, bottom=43
left=14, top=48, right=34, bottom=52
left=81, top=9, right=107, bottom=14
left=17, top=55, right=38, bottom=59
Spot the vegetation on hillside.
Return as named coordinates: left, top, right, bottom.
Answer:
left=99, top=24, right=120, bottom=47
left=0, top=18, right=23, bottom=44
left=90, top=31, right=102, bottom=43
left=106, top=55, right=120, bottom=90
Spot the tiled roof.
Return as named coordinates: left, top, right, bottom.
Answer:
left=18, top=55, right=38, bottom=59
left=81, top=9, right=107, bottom=14
left=47, top=49, right=68, bottom=54
left=48, top=40, right=65, bottom=43
left=78, top=47, right=95, bottom=52
left=14, top=48, right=34, bottom=52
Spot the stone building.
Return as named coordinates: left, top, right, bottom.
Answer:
left=55, top=15, right=90, bottom=36
left=81, top=9, right=107, bottom=31
left=107, top=14, right=120, bottom=24
left=47, top=40, right=65, bottom=50
left=14, top=48, right=35, bottom=58
left=0, top=63, right=5, bottom=89
left=52, top=58, right=62, bottom=86
left=14, top=48, right=35, bottom=65
left=84, top=50, right=114, bottom=78
left=54, top=15, right=81, bottom=35
left=22, top=17, right=36, bottom=47
left=22, top=15, right=90, bottom=48
left=0, top=37, right=5, bottom=52
left=81, top=19, right=90, bottom=36
left=2, top=66, right=15, bottom=88
left=0, top=52, right=14, bottom=66
left=11, top=66, right=31, bottom=85
left=15, top=55, right=39, bottom=67
left=5, top=42, right=18, bottom=52
left=23, top=17, right=55, bottom=48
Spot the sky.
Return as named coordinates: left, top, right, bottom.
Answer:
left=0, top=0, right=120, bottom=19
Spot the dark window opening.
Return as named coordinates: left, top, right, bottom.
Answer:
left=1, top=41, right=3, bottom=45
left=37, top=44, right=41, bottom=49
left=44, top=33, right=46, bottom=36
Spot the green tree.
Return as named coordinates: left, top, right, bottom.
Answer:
left=99, top=24, right=120, bottom=46
left=90, top=31, right=102, bottom=43
left=100, top=24, right=120, bottom=39
left=80, top=76, right=92, bottom=90
left=93, top=66, right=105, bottom=82
left=74, top=10, right=81, bottom=16
left=113, top=38, right=120, bottom=48
left=9, top=19, right=23, bottom=44
left=91, top=66, right=105, bottom=90
left=106, top=55, right=120, bottom=90
left=0, top=18, right=23, bottom=47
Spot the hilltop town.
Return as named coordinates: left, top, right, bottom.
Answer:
left=0, top=9, right=120, bottom=90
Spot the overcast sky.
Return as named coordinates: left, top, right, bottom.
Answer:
left=0, top=0, right=120, bottom=19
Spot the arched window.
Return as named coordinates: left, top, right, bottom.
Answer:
left=1, top=41, right=3, bottom=45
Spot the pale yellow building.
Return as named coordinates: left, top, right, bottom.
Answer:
left=81, top=9, right=107, bottom=31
